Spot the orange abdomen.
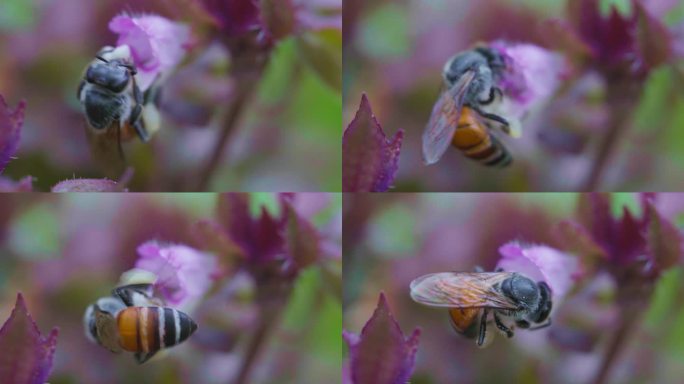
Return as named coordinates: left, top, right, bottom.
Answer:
left=117, top=307, right=158, bottom=352
left=448, top=308, right=480, bottom=333
left=451, top=107, right=511, bottom=167
left=117, top=306, right=198, bottom=353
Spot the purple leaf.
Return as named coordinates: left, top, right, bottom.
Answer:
left=199, top=0, right=264, bottom=38
left=218, top=193, right=286, bottom=265
left=0, top=96, right=26, bottom=173
left=194, top=219, right=245, bottom=260
left=566, top=193, right=680, bottom=277
left=51, top=178, right=124, bottom=192
left=343, top=94, right=403, bottom=192
left=343, top=293, right=420, bottom=384
left=555, top=220, right=607, bottom=264
left=0, top=293, right=59, bottom=384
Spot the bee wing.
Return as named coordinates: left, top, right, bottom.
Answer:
left=422, top=70, right=476, bottom=165
left=85, top=122, right=126, bottom=179
left=93, top=307, right=124, bottom=353
left=410, top=272, right=519, bottom=309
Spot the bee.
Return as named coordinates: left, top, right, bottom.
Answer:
left=77, top=45, right=160, bottom=178
left=423, top=46, right=520, bottom=167
left=84, top=283, right=198, bottom=364
left=410, top=269, right=552, bottom=347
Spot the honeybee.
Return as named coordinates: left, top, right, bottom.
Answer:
left=84, top=283, right=198, bottom=364
left=423, top=46, right=519, bottom=167
left=410, top=270, right=552, bottom=347
left=77, top=45, right=161, bottom=178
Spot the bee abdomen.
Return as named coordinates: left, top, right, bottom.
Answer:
left=117, top=307, right=198, bottom=353
left=452, top=125, right=511, bottom=167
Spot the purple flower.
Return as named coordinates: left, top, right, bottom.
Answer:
left=51, top=178, right=125, bottom=192
left=343, top=94, right=403, bottom=192
left=0, top=293, right=58, bottom=384
left=109, top=14, right=192, bottom=91
left=546, top=0, right=674, bottom=77
left=343, top=293, right=420, bottom=384
left=489, top=42, right=567, bottom=135
left=497, top=242, right=580, bottom=301
left=199, top=0, right=265, bottom=38
left=135, top=241, right=218, bottom=307
left=0, top=95, right=26, bottom=173
left=556, top=193, right=683, bottom=278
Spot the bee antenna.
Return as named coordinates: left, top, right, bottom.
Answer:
left=96, top=56, right=109, bottom=63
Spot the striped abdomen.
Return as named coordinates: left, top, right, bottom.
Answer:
left=451, top=107, right=512, bottom=167
left=117, top=307, right=198, bottom=354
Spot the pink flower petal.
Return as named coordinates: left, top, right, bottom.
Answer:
left=109, top=14, right=191, bottom=91
left=497, top=242, right=579, bottom=301
left=135, top=241, right=218, bottom=307
left=491, top=41, right=566, bottom=117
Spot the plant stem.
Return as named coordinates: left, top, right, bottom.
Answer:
left=195, top=35, right=270, bottom=191
left=590, top=298, right=643, bottom=384
left=195, top=84, right=255, bottom=191
left=232, top=299, right=285, bottom=384
left=581, top=81, right=640, bottom=191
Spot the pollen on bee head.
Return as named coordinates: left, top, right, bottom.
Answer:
left=119, top=268, right=157, bottom=286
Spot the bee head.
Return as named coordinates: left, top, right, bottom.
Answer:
left=86, top=58, right=134, bottom=93
left=501, top=274, right=540, bottom=310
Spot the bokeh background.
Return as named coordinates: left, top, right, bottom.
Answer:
left=343, top=193, right=684, bottom=383
left=0, top=0, right=341, bottom=191
left=343, top=0, right=684, bottom=191
left=0, top=193, right=341, bottom=384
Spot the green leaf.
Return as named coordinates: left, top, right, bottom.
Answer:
left=296, top=30, right=342, bottom=92
left=647, top=203, right=684, bottom=270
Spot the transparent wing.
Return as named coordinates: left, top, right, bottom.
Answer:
left=410, top=272, right=518, bottom=309
left=422, top=70, right=476, bottom=165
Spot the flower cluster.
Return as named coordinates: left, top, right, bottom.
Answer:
left=134, top=241, right=219, bottom=309
left=109, top=14, right=192, bottom=91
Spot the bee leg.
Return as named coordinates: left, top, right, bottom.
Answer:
left=472, top=106, right=510, bottom=131
left=494, top=312, right=514, bottom=338
left=478, top=87, right=502, bottom=106
left=130, top=78, right=150, bottom=142
left=112, top=284, right=155, bottom=307
left=134, top=351, right=158, bottom=364
left=477, top=308, right=490, bottom=347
